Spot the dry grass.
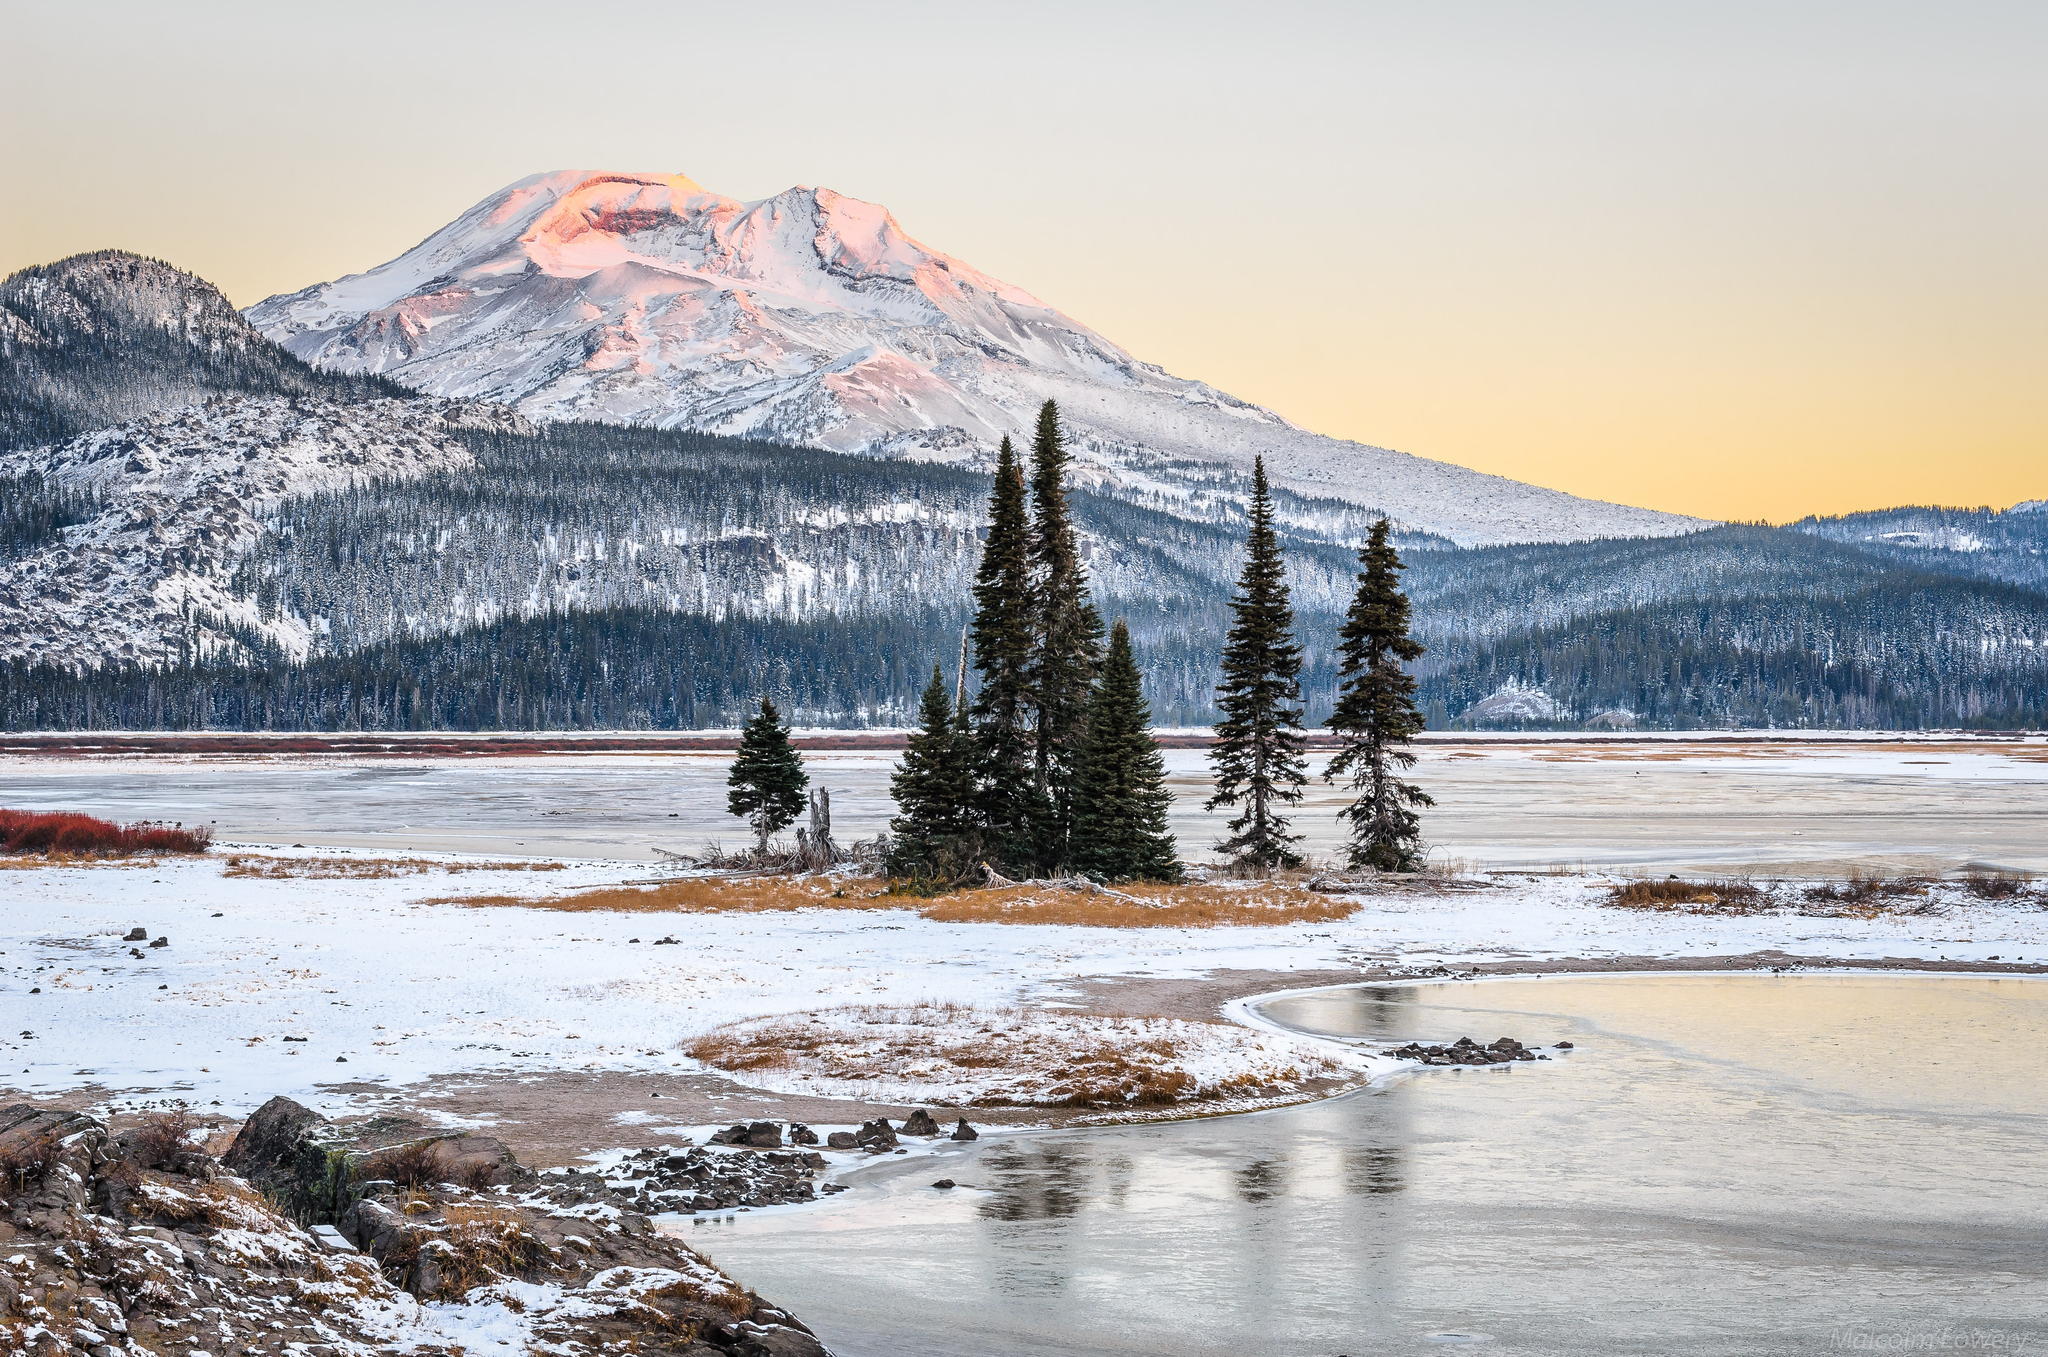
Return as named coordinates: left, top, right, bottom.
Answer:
left=1606, top=877, right=1773, bottom=914
left=355, top=1139, right=496, bottom=1190
left=129, top=1178, right=272, bottom=1229
left=0, top=1126, right=62, bottom=1189
left=1958, top=869, right=2037, bottom=901
left=131, top=1108, right=197, bottom=1167
left=427, top=1203, right=552, bottom=1296
left=224, top=855, right=565, bottom=879
left=439, top=874, right=1359, bottom=928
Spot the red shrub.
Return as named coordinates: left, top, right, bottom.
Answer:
left=0, top=808, right=212, bottom=856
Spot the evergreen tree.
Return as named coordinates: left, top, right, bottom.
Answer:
left=727, top=696, right=808, bottom=853
left=1207, top=457, right=1309, bottom=871
left=1023, top=400, right=1105, bottom=870
left=1070, top=621, right=1181, bottom=882
left=887, top=667, right=982, bottom=881
left=967, top=436, right=1041, bottom=869
left=1325, top=519, right=1434, bottom=871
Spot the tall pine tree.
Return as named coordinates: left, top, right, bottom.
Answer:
left=1023, top=400, right=1104, bottom=871
left=727, top=696, right=808, bottom=854
left=886, top=668, right=982, bottom=882
left=1325, top=519, right=1434, bottom=871
left=966, top=436, right=1040, bottom=870
left=1070, top=621, right=1181, bottom=883
left=1207, top=456, right=1308, bottom=872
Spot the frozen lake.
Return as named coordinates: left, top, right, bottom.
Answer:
left=1, top=737, right=2043, bottom=874
left=695, top=972, right=2048, bottom=1356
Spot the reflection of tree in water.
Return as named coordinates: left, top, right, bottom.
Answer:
left=1356, top=982, right=1418, bottom=1041
left=976, top=1142, right=1088, bottom=1222
left=1235, top=1157, right=1285, bottom=1203
left=1343, top=1144, right=1404, bottom=1195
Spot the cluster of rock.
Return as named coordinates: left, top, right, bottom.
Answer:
left=701, top=1112, right=978, bottom=1156
left=540, top=1142, right=827, bottom=1215
left=0, top=1097, right=827, bottom=1356
left=1389, top=1035, right=1572, bottom=1066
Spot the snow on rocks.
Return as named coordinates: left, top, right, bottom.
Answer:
left=683, top=1002, right=1382, bottom=1110
left=0, top=1095, right=830, bottom=1355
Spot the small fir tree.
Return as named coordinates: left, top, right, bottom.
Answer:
left=1023, top=400, right=1104, bottom=870
left=887, top=668, right=982, bottom=881
left=1325, top=519, right=1434, bottom=871
left=967, top=436, right=1041, bottom=870
left=1070, top=621, right=1181, bottom=882
left=727, top=696, right=808, bottom=854
left=1207, top=456, right=1309, bottom=872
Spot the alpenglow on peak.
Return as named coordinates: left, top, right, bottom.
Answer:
left=247, top=170, right=1708, bottom=546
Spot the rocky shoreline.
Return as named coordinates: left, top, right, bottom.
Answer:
left=0, top=1098, right=835, bottom=1356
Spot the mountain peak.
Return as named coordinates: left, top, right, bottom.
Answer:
left=247, top=172, right=1711, bottom=546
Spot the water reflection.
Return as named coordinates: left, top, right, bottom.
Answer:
left=700, top=975, right=2048, bottom=1357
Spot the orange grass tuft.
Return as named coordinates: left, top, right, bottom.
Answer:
left=438, top=875, right=1357, bottom=928
left=225, top=855, right=565, bottom=880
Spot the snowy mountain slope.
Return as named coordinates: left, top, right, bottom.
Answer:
left=1, top=251, right=403, bottom=451
left=1791, top=504, right=2048, bottom=591
left=0, top=397, right=524, bottom=668
left=248, top=171, right=1708, bottom=547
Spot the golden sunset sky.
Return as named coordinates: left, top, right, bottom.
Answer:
left=5, top=0, right=2042, bottom=521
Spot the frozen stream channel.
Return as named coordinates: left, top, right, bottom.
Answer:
left=693, top=973, right=2048, bottom=1356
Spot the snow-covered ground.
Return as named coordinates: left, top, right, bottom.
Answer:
left=6, top=847, right=2043, bottom=1119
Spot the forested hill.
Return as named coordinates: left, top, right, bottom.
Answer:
left=0, top=252, right=405, bottom=452
left=5, top=519, right=2043, bottom=731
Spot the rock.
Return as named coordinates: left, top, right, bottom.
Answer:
left=824, top=1132, right=858, bottom=1150
left=852, top=1119, right=899, bottom=1151
left=221, top=1095, right=357, bottom=1224
left=743, top=1121, right=783, bottom=1149
left=900, top=1109, right=942, bottom=1137
left=122, top=927, right=148, bottom=941
left=950, top=1118, right=979, bottom=1141
left=709, top=1123, right=752, bottom=1146
left=428, top=1134, right=532, bottom=1188
left=931, top=1179, right=956, bottom=1189
left=787, top=1123, right=819, bottom=1146
left=148, top=936, right=169, bottom=948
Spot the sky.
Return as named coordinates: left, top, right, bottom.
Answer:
left=4, top=0, right=2043, bottom=522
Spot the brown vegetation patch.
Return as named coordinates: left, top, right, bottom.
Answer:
left=440, top=874, right=1357, bottom=929
left=225, top=855, right=566, bottom=879
left=1606, top=877, right=1773, bottom=914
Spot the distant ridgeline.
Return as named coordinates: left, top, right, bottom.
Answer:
left=2, top=251, right=2042, bottom=732
left=2, top=427, right=2043, bottom=730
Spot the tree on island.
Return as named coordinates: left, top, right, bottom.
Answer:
left=886, top=667, right=983, bottom=882
left=1325, top=518, right=1434, bottom=872
left=1070, top=621, right=1181, bottom=883
left=1207, top=456, right=1309, bottom=873
left=727, top=696, right=808, bottom=854
left=966, top=435, right=1042, bottom=872
left=1023, top=400, right=1104, bottom=872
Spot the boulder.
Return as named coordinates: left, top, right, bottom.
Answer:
left=900, top=1109, right=942, bottom=1137
left=787, top=1123, right=819, bottom=1146
left=824, top=1132, right=858, bottom=1150
left=950, top=1118, right=979, bottom=1141
left=221, top=1096, right=356, bottom=1224
left=743, top=1121, right=783, bottom=1149
left=852, top=1119, right=898, bottom=1151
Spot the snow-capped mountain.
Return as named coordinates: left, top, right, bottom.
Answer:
left=249, top=171, right=1707, bottom=548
